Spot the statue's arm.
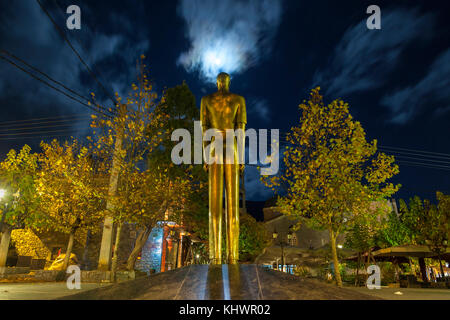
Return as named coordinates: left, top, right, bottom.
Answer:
left=200, top=97, right=209, bottom=164
left=236, top=96, right=247, bottom=170
left=236, top=96, right=247, bottom=128
left=200, top=96, right=210, bottom=130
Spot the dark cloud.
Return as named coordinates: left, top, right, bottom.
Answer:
left=0, top=1, right=150, bottom=121
left=1, top=1, right=449, bottom=203
left=246, top=97, right=270, bottom=122
left=177, top=0, right=282, bottom=83
left=381, top=48, right=450, bottom=124
left=244, top=165, right=274, bottom=200
left=312, top=8, right=435, bottom=97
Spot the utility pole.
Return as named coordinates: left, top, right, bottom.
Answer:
left=98, top=106, right=125, bottom=271
left=0, top=203, right=10, bottom=272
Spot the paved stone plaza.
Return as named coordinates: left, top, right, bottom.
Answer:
left=1, top=266, right=449, bottom=300
left=0, top=282, right=108, bottom=300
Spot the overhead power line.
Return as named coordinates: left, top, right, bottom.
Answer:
left=378, top=148, right=450, bottom=161
left=0, top=129, right=77, bottom=136
left=0, top=49, right=97, bottom=107
left=0, top=54, right=112, bottom=118
left=0, top=134, right=75, bottom=141
left=53, top=0, right=115, bottom=102
left=390, top=155, right=450, bottom=166
left=0, top=116, right=91, bottom=128
left=379, top=145, right=450, bottom=158
left=0, top=49, right=112, bottom=117
left=396, top=160, right=450, bottom=172
left=0, top=114, right=91, bottom=126
left=36, top=0, right=118, bottom=109
left=0, top=123, right=84, bottom=132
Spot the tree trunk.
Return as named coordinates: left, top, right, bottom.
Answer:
left=394, top=261, right=399, bottom=283
left=98, top=127, right=124, bottom=271
left=126, top=227, right=152, bottom=271
left=111, top=222, right=123, bottom=277
left=418, top=257, right=428, bottom=283
left=330, top=230, right=343, bottom=287
left=0, top=225, right=12, bottom=270
left=81, top=230, right=92, bottom=270
left=408, top=258, right=413, bottom=275
left=355, top=252, right=360, bottom=286
left=437, top=252, right=446, bottom=284
left=62, top=231, right=75, bottom=270
left=367, top=249, right=372, bottom=266
left=177, top=235, right=184, bottom=268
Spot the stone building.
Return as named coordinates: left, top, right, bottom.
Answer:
left=263, top=206, right=333, bottom=250
left=257, top=199, right=395, bottom=273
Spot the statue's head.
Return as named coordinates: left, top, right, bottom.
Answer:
left=216, top=72, right=230, bottom=91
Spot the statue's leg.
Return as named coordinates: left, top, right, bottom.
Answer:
left=209, top=161, right=223, bottom=264
left=224, top=144, right=239, bottom=264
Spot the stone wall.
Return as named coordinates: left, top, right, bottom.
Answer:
left=32, top=270, right=135, bottom=282
left=263, top=209, right=345, bottom=250
left=7, top=223, right=139, bottom=271
left=10, top=229, right=51, bottom=259
left=0, top=266, right=30, bottom=275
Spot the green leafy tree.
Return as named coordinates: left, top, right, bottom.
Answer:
left=380, top=194, right=450, bottom=282
left=147, top=81, right=211, bottom=261
left=417, top=193, right=449, bottom=280
left=377, top=199, right=416, bottom=248
left=239, top=213, right=269, bottom=262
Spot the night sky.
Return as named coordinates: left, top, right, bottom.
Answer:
left=0, top=0, right=449, bottom=203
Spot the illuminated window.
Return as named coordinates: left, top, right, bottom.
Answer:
left=289, top=234, right=298, bottom=246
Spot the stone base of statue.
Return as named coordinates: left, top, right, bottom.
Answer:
left=58, top=264, right=379, bottom=300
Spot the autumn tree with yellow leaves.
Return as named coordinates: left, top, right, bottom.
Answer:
left=36, top=139, right=107, bottom=270
left=89, top=57, right=170, bottom=271
left=0, top=145, right=40, bottom=269
left=262, top=88, right=400, bottom=286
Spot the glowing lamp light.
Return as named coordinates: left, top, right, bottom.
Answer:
left=0, top=189, right=5, bottom=200
left=337, top=244, right=343, bottom=249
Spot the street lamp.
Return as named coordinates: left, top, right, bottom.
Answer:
left=272, top=230, right=293, bottom=273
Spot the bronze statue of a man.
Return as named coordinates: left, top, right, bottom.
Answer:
left=200, top=72, right=246, bottom=264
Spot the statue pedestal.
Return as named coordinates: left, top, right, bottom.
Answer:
left=59, top=264, right=379, bottom=300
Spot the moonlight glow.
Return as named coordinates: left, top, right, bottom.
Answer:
left=177, top=0, right=282, bottom=84
left=198, top=41, right=246, bottom=82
